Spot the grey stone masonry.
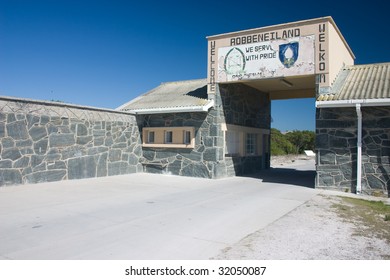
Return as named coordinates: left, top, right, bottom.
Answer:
left=0, top=97, right=142, bottom=186
left=138, top=111, right=216, bottom=178
left=138, top=83, right=270, bottom=178
left=316, top=106, right=390, bottom=197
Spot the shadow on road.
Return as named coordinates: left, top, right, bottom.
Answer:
left=245, top=167, right=316, bottom=188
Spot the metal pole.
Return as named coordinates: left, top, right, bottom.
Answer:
left=356, top=104, right=362, bottom=194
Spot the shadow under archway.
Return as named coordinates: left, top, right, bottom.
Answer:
left=243, top=166, right=316, bottom=188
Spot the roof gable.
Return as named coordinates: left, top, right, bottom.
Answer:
left=117, top=79, right=214, bottom=114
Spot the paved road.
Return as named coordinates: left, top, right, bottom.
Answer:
left=0, top=160, right=317, bottom=259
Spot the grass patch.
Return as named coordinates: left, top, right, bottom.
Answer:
left=332, top=196, right=390, bottom=243
left=342, top=197, right=390, bottom=217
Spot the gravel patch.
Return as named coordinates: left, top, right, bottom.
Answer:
left=214, top=194, right=390, bottom=260
left=214, top=155, right=390, bottom=260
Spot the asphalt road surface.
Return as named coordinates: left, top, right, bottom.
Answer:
left=0, top=160, right=317, bottom=259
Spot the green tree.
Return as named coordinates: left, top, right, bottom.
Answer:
left=285, top=130, right=315, bottom=154
left=270, top=128, right=295, bottom=155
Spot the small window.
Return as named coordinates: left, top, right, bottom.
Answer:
left=225, top=130, right=240, bottom=156
left=246, top=133, right=257, bottom=155
left=164, top=131, right=173, bottom=144
left=183, top=130, right=191, bottom=144
left=147, top=131, right=155, bottom=143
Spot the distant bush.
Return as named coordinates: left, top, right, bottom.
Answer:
left=271, top=128, right=315, bottom=156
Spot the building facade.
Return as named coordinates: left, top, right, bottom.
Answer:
left=1, top=17, right=389, bottom=197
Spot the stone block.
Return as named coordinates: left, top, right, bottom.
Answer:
left=76, top=123, right=88, bottom=136
left=26, top=114, right=40, bottom=128
left=25, top=170, right=66, bottom=184
left=13, top=156, right=30, bottom=168
left=29, top=126, right=47, bottom=141
left=47, top=124, right=58, bottom=134
left=32, top=162, right=46, bottom=172
left=203, top=148, right=216, bottom=161
left=335, top=130, right=355, bottom=138
left=0, top=169, right=22, bottom=186
left=6, top=121, right=29, bottom=140
left=2, top=137, right=14, bottom=149
left=40, top=115, right=50, bottom=125
left=16, top=139, right=33, bottom=148
left=31, top=155, right=44, bottom=168
left=47, top=161, right=66, bottom=170
left=203, top=136, right=214, bottom=147
left=68, top=156, right=96, bottom=179
left=94, top=137, right=104, bottom=146
left=184, top=151, right=201, bottom=162
left=144, top=164, right=163, bottom=174
left=364, top=163, right=375, bottom=174
left=93, top=129, right=105, bottom=137
left=20, top=147, right=33, bottom=155
left=104, top=136, right=114, bottom=146
left=7, top=113, right=16, bottom=123
left=77, top=135, right=93, bottom=145
left=367, top=174, right=385, bottom=190
left=34, top=139, right=48, bottom=155
left=143, top=150, right=155, bottom=161
left=166, top=160, right=182, bottom=175
left=133, top=145, right=142, bottom=157
left=181, top=162, right=209, bottom=178
left=318, top=173, right=334, bottom=186
left=128, top=154, right=139, bottom=165
left=340, top=163, right=353, bottom=180
left=108, top=161, right=128, bottom=176
left=49, top=133, right=75, bottom=147
left=0, top=160, right=12, bottom=168
left=330, top=136, right=348, bottom=148
left=0, top=122, right=5, bottom=137
left=336, top=155, right=351, bottom=165
left=97, top=153, right=108, bottom=177
left=109, top=149, right=122, bottom=162
left=377, top=117, right=390, bottom=128
left=112, top=142, right=127, bottom=149
left=2, top=148, right=22, bottom=161
left=316, top=134, right=329, bottom=148
left=87, top=146, right=109, bottom=156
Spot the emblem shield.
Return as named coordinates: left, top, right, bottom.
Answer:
left=279, top=42, right=299, bottom=68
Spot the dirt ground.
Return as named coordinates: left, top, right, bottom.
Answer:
left=215, top=155, right=390, bottom=260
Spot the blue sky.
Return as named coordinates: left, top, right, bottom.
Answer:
left=0, top=0, right=389, bottom=131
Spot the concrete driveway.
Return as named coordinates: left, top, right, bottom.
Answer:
left=0, top=159, right=317, bottom=259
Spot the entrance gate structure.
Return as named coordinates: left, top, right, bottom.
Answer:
left=121, top=16, right=389, bottom=196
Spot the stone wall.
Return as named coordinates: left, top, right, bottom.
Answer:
left=0, top=97, right=142, bottom=186
left=219, top=83, right=271, bottom=176
left=219, top=83, right=270, bottom=129
left=138, top=111, right=218, bottom=178
left=316, top=106, right=390, bottom=197
left=137, top=83, right=271, bottom=179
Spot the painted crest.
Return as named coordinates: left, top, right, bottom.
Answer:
left=279, top=42, right=299, bottom=68
left=224, top=47, right=246, bottom=74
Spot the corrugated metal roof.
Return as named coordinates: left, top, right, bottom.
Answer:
left=317, top=63, right=390, bottom=101
left=117, top=79, right=212, bottom=113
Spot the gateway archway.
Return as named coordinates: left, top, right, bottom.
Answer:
left=206, top=16, right=354, bottom=181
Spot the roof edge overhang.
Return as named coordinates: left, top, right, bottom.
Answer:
left=124, top=99, right=215, bottom=115
left=316, top=98, right=390, bottom=108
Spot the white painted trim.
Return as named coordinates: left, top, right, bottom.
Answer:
left=126, top=99, right=214, bottom=115
left=316, top=98, right=390, bottom=108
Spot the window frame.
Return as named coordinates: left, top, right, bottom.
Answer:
left=142, top=126, right=195, bottom=149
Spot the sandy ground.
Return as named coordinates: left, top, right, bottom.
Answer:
left=215, top=155, right=390, bottom=260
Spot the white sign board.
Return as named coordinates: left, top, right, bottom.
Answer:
left=217, top=35, right=315, bottom=82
